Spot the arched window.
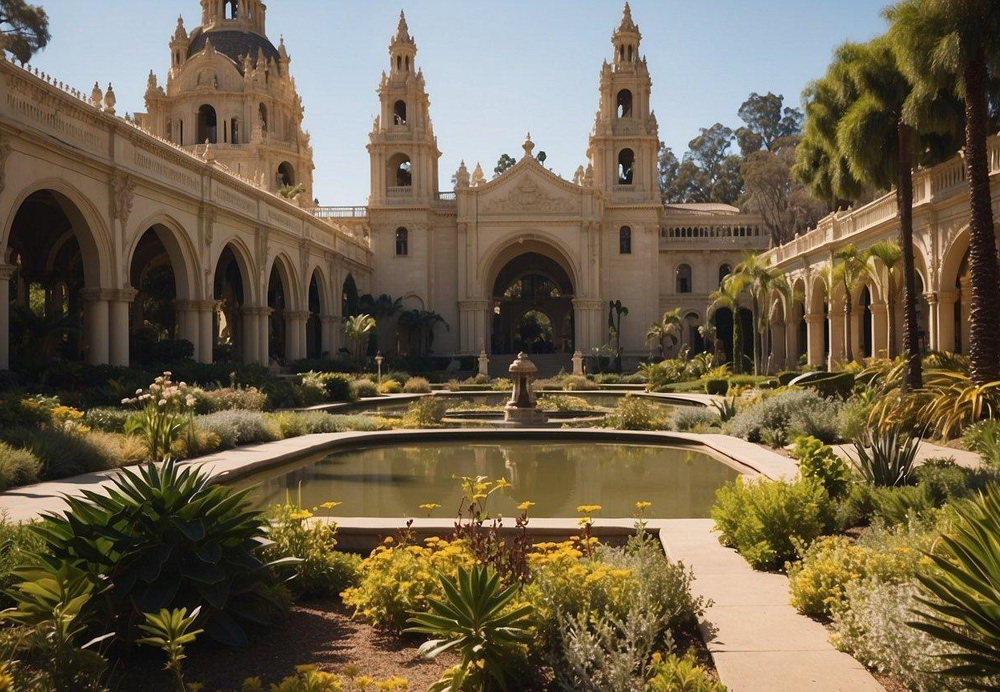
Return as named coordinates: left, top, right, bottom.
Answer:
left=197, top=104, right=217, bottom=144
left=676, top=264, right=692, bottom=294
left=627, top=45, right=633, bottom=62
left=718, top=263, right=732, bottom=286
left=225, top=0, right=238, bottom=20
left=616, top=89, right=633, bottom=119
left=277, top=162, right=295, bottom=188
left=619, top=226, right=632, bottom=254
left=389, top=153, right=412, bottom=187
left=230, top=117, right=240, bottom=144
left=396, top=55, right=402, bottom=71
left=393, top=100, right=407, bottom=126
left=618, top=148, right=635, bottom=185
left=178, top=119, right=184, bottom=145
left=258, top=103, right=268, bottom=133
left=395, top=227, right=409, bottom=256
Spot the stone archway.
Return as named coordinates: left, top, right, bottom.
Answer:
left=488, top=251, right=575, bottom=356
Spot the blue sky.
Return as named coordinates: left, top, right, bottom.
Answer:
left=30, top=1, right=888, bottom=205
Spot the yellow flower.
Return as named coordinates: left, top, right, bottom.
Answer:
left=289, top=510, right=314, bottom=521
left=576, top=504, right=602, bottom=515
left=295, top=664, right=318, bottom=673
left=635, top=501, right=652, bottom=513
left=494, top=477, right=512, bottom=490
left=418, top=502, right=441, bottom=516
left=517, top=500, right=535, bottom=511
left=321, top=501, right=342, bottom=510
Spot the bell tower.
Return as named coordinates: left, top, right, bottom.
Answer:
left=367, top=11, right=440, bottom=206
left=201, top=0, right=268, bottom=34
left=587, top=2, right=660, bottom=205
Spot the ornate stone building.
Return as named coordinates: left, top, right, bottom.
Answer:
left=137, top=0, right=315, bottom=200
left=355, top=6, right=769, bottom=366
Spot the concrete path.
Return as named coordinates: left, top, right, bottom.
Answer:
left=659, top=519, right=886, bottom=692
left=833, top=439, right=983, bottom=470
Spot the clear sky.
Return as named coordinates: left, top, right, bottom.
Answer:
left=28, top=1, right=889, bottom=205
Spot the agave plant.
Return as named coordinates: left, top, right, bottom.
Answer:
left=909, top=484, right=1000, bottom=689
left=852, top=424, right=920, bottom=487
left=406, top=565, right=533, bottom=692
left=29, top=460, right=295, bottom=647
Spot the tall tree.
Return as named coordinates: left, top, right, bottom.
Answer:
left=735, top=91, right=804, bottom=155
left=835, top=37, right=961, bottom=389
left=493, top=154, right=517, bottom=178
left=0, top=0, right=49, bottom=62
left=725, top=253, right=789, bottom=375
left=709, top=280, right=745, bottom=374
left=741, top=146, right=827, bottom=246
left=889, top=0, right=1000, bottom=384
left=645, top=308, right=682, bottom=359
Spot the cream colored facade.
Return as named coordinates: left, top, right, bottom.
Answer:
left=0, top=2, right=773, bottom=371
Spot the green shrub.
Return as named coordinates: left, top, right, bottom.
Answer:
left=194, top=386, right=268, bottom=413
left=402, top=376, right=432, bottom=393
left=704, top=378, right=729, bottom=395
left=648, top=651, right=726, bottom=692
left=562, top=375, right=596, bottom=391
left=724, top=389, right=842, bottom=444
left=294, top=371, right=330, bottom=406
left=790, top=371, right=854, bottom=399
left=83, top=406, right=130, bottom=433
left=853, top=425, right=920, bottom=487
left=0, top=427, right=124, bottom=479
left=776, top=371, right=799, bottom=387
left=269, top=411, right=350, bottom=437
left=31, top=460, right=286, bottom=646
left=351, top=379, right=379, bottom=399
left=0, top=442, right=41, bottom=491
left=711, top=476, right=833, bottom=570
left=323, top=373, right=355, bottom=402
left=263, top=504, right=360, bottom=600
left=962, top=419, right=1000, bottom=466
left=791, top=436, right=852, bottom=499
left=401, top=397, right=445, bottom=428
left=0, top=394, right=51, bottom=430
left=837, top=395, right=875, bottom=442
left=670, top=407, right=721, bottom=432
left=603, top=393, right=657, bottom=430
left=194, top=410, right=281, bottom=449
left=0, top=519, right=45, bottom=610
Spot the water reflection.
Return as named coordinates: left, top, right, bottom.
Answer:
left=233, top=441, right=739, bottom=518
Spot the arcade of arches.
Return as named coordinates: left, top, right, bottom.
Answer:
left=490, top=252, right=574, bottom=355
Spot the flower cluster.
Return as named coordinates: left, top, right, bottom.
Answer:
left=121, top=371, right=197, bottom=413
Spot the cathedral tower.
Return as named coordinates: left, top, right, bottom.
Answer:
left=587, top=3, right=660, bottom=205
left=138, top=0, right=315, bottom=202
left=367, top=11, right=440, bottom=206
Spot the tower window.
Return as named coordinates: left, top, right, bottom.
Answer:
left=225, top=0, right=238, bottom=20
left=395, top=227, right=409, bottom=256
left=405, top=56, right=410, bottom=71
left=278, top=162, right=295, bottom=188
left=393, top=100, right=407, bottom=126
left=618, top=148, right=635, bottom=185
left=627, top=45, right=633, bottom=62
left=178, top=119, right=184, bottom=145
left=676, top=264, right=693, bottom=294
left=718, top=263, right=732, bottom=286
left=166, top=120, right=173, bottom=142
left=396, top=55, right=402, bottom=71
left=258, top=103, right=268, bottom=133
left=389, top=153, right=412, bottom=187
left=616, top=89, right=633, bottom=119
left=230, top=117, right=240, bottom=144
left=619, top=226, right=632, bottom=254
left=197, top=104, right=218, bottom=144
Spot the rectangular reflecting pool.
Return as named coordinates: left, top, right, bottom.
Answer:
left=231, top=440, right=741, bottom=518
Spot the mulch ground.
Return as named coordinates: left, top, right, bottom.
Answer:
left=113, top=601, right=451, bottom=692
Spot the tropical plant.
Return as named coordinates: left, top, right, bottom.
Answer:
left=645, top=309, right=682, bottom=359
left=853, top=424, right=920, bottom=487
left=29, top=459, right=290, bottom=646
left=2, top=563, right=110, bottom=692
left=962, top=420, right=1000, bottom=466
left=726, top=253, right=790, bottom=375
left=647, top=651, right=726, bottom=692
left=9, top=304, right=80, bottom=365
left=276, top=183, right=305, bottom=200
left=865, top=240, right=903, bottom=357
left=831, top=244, right=872, bottom=364
left=708, top=279, right=745, bottom=374
left=406, top=565, right=533, bottom=692
left=910, top=484, right=1000, bottom=688
left=792, top=435, right=853, bottom=499
left=397, top=309, right=450, bottom=356
left=888, top=0, right=1000, bottom=385
left=344, top=313, right=377, bottom=359
left=136, top=607, right=203, bottom=692
left=608, top=300, right=629, bottom=372
left=122, top=372, right=197, bottom=462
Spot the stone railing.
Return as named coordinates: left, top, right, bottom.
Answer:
left=765, top=133, right=1000, bottom=266
left=314, top=206, right=369, bottom=219
left=0, top=54, right=372, bottom=257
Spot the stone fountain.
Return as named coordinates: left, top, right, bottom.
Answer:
left=504, top=352, right=549, bottom=425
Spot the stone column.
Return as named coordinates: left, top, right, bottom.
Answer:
left=0, top=265, right=15, bottom=370
left=458, top=299, right=489, bottom=354
left=937, top=291, right=958, bottom=353
left=258, top=307, right=272, bottom=365
left=828, top=311, right=845, bottom=369
left=81, top=289, right=110, bottom=366
left=870, top=301, right=888, bottom=359
left=924, top=293, right=940, bottom=353
left=198, top=301, right=216, bottom=364
left=769, top=320, right=786, bottom=374
left=109, top=289, right=136, bottom=367
left=241, top=306, right=260, bottom=365
left=572, top=299, right=605, bottom=353
left=174, top=300, right=200, bottom=361
left=287, top=311, right=310, bottom=361
left=784, top=315, right=799, bottom=370
left=320, top=315, right=336, bottom=358
left=805, top=313, right=825, bottom=368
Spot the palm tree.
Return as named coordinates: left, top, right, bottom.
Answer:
left=359, top=293, right=403, bottom=353
left=10, top=304, right=80, bottom=365
left=725, top=253, right=789, bottom=375
left=866, top=240, right=903, bottom=359
left=832, top=244, right=872, bottom=364
left=709, top=280, right=745, bottom=374
left=344, top=313, right=376, bottom=360
left=397, top=309, right=449, bottom=356
left=645, top=308, right=682, bottom=359
left=834, top=37, right=961, bottom=389
left=888, top=0, right=1000, bottom=384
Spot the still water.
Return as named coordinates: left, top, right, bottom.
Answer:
left=233, top=440, right=741, bottom=518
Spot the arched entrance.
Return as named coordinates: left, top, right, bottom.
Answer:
left=213, top=244, right=248, bottom=362
left=489, top=251, right=574, bottom=355
left=130, top=227, right=181, bottom=365
left=306, top=271, right=323, bottom=359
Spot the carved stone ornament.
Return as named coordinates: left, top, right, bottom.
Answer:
left=111, top=173, right=136, bottom=227
left=203, top=207, right=216, bottom=246
left=480, top=177, right=574, bottom=215
left=0, top=134, right=11, bottom=194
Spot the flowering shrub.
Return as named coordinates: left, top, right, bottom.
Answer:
left=193, top=385, right=268, bottom=413
left=377, top=379, right=402, bottom=395
left=647, top=651, right=725, bottom=692
left=350, top=379, right=379, bottom=399
left=341, top=536, right=476, bottom=631
left=400, top=397, right=444, bottom=428
left=122, top=372, right=197, bottom=461
left=245, top=665, right=409, bottom=692
left=603, top=393, right=658, bottom=430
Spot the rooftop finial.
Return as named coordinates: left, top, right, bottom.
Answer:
left=616, top=1, right=639, bottom=34
left=393, top=9, right=414, bottom=45
left=522, top=132, right=535, bottom=159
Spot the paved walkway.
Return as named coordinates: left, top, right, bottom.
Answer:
left=658, top=519, right=885, bottom=692
left=832, top=439, right=983, bottom=469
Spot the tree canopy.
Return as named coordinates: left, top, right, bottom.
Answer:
left=0, top=0, right=49, bottom=63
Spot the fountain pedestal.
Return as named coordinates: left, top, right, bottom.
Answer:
left=504, top=352, right=548, bottom=425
